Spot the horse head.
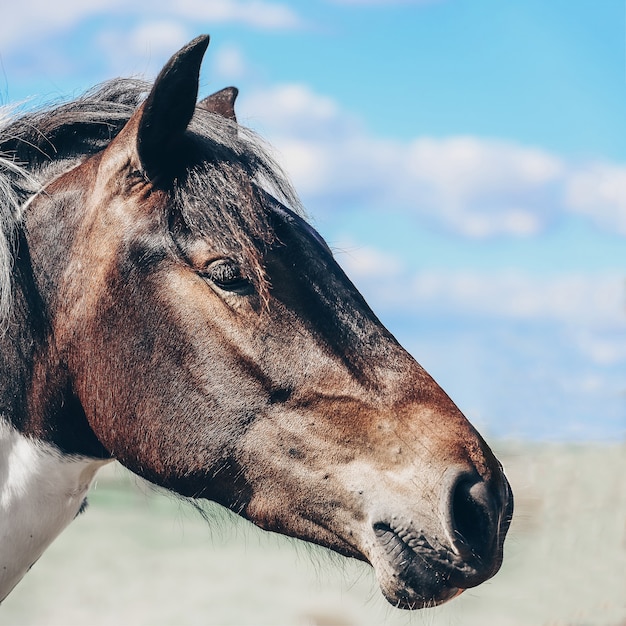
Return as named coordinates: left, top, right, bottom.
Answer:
left=14, top=35, right=512, bottom=609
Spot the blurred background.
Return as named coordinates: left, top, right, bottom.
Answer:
left=1, top=1, right=624, bottom=624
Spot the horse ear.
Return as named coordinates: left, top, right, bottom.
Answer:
left=137, top=35, right=210, bottom=179
left=198, top=87, right=239, bottom=121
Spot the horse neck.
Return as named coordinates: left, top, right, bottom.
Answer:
left=5, top=204, right=109, bottom=455
left=0, top=227, right=111, bottom=602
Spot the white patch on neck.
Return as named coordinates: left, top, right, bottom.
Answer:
left=0, top=419, right=111, bottom=601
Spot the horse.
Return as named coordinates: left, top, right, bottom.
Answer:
left=0, top=35, right=512, bottom=610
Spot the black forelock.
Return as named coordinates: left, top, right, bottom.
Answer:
left=0, top=78, right=304, bottom=315
left=169, top=106, right=303, bottom=295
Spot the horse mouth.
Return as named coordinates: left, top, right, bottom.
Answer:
left=371, top=522, right=487, bottom=610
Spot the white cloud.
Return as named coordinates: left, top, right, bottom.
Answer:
left=339, top=256, right=626, bottom=329
left=242, top=84, right=343, bottom=138
left=407, top=270, right=626, bottom=325
left=326, top=233, right=625, bottom=330
left=163, top=0, right=302, bottom=29
left=403, top=137, right=563, bottom=236
left=0, top=3, right=303, bottom=94
left=0, top=0, right=124, bottom=48
left=124, top=22, right=192, bottom=58
left=243, top=86, right=559, bottom=236
left=211, top=45, right=249, bottom=82
left=95, top=22, right=193, bottom=77
left=0, top=0, right=301, bottom=52
left=575, top=331, right=626, bottom=366
left=327, top=237, right=624, bottom=330
left=565, top=163, right=626, bottom=235
left=333, top=240, right=405, bottom=279
left=240, top=82, right=626, bottom=239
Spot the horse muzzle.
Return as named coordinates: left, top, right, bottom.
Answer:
left=365, top=466, right=514, bottom=609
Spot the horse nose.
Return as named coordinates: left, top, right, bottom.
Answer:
left=441, top=467, right=506, bottom=564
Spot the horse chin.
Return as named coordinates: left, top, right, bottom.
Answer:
left=378, top=578, right=463, bottom=610
left=367, top=522, right=486, bottom=611
left=371, top=549, right=466, bottom=610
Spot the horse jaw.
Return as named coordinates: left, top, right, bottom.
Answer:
left=234, top=395, right=512, bottom=610
left=0, top=420, right=110, bottom=602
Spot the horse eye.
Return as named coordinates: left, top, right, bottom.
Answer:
left=204, top=259, right=251, bottom=294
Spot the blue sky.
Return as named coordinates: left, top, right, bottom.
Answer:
left=1, top=0, right=624, bottom=440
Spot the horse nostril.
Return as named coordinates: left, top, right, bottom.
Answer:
left=446, top=472, right=497, bottom=562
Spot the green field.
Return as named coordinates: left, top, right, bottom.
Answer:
left=2, top=443, right=625, bottom=626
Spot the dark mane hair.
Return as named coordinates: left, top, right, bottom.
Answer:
left=0, top=79, right=302, bottom=320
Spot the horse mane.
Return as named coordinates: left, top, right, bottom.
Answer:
left=0, top=79, right=302, bottom=321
